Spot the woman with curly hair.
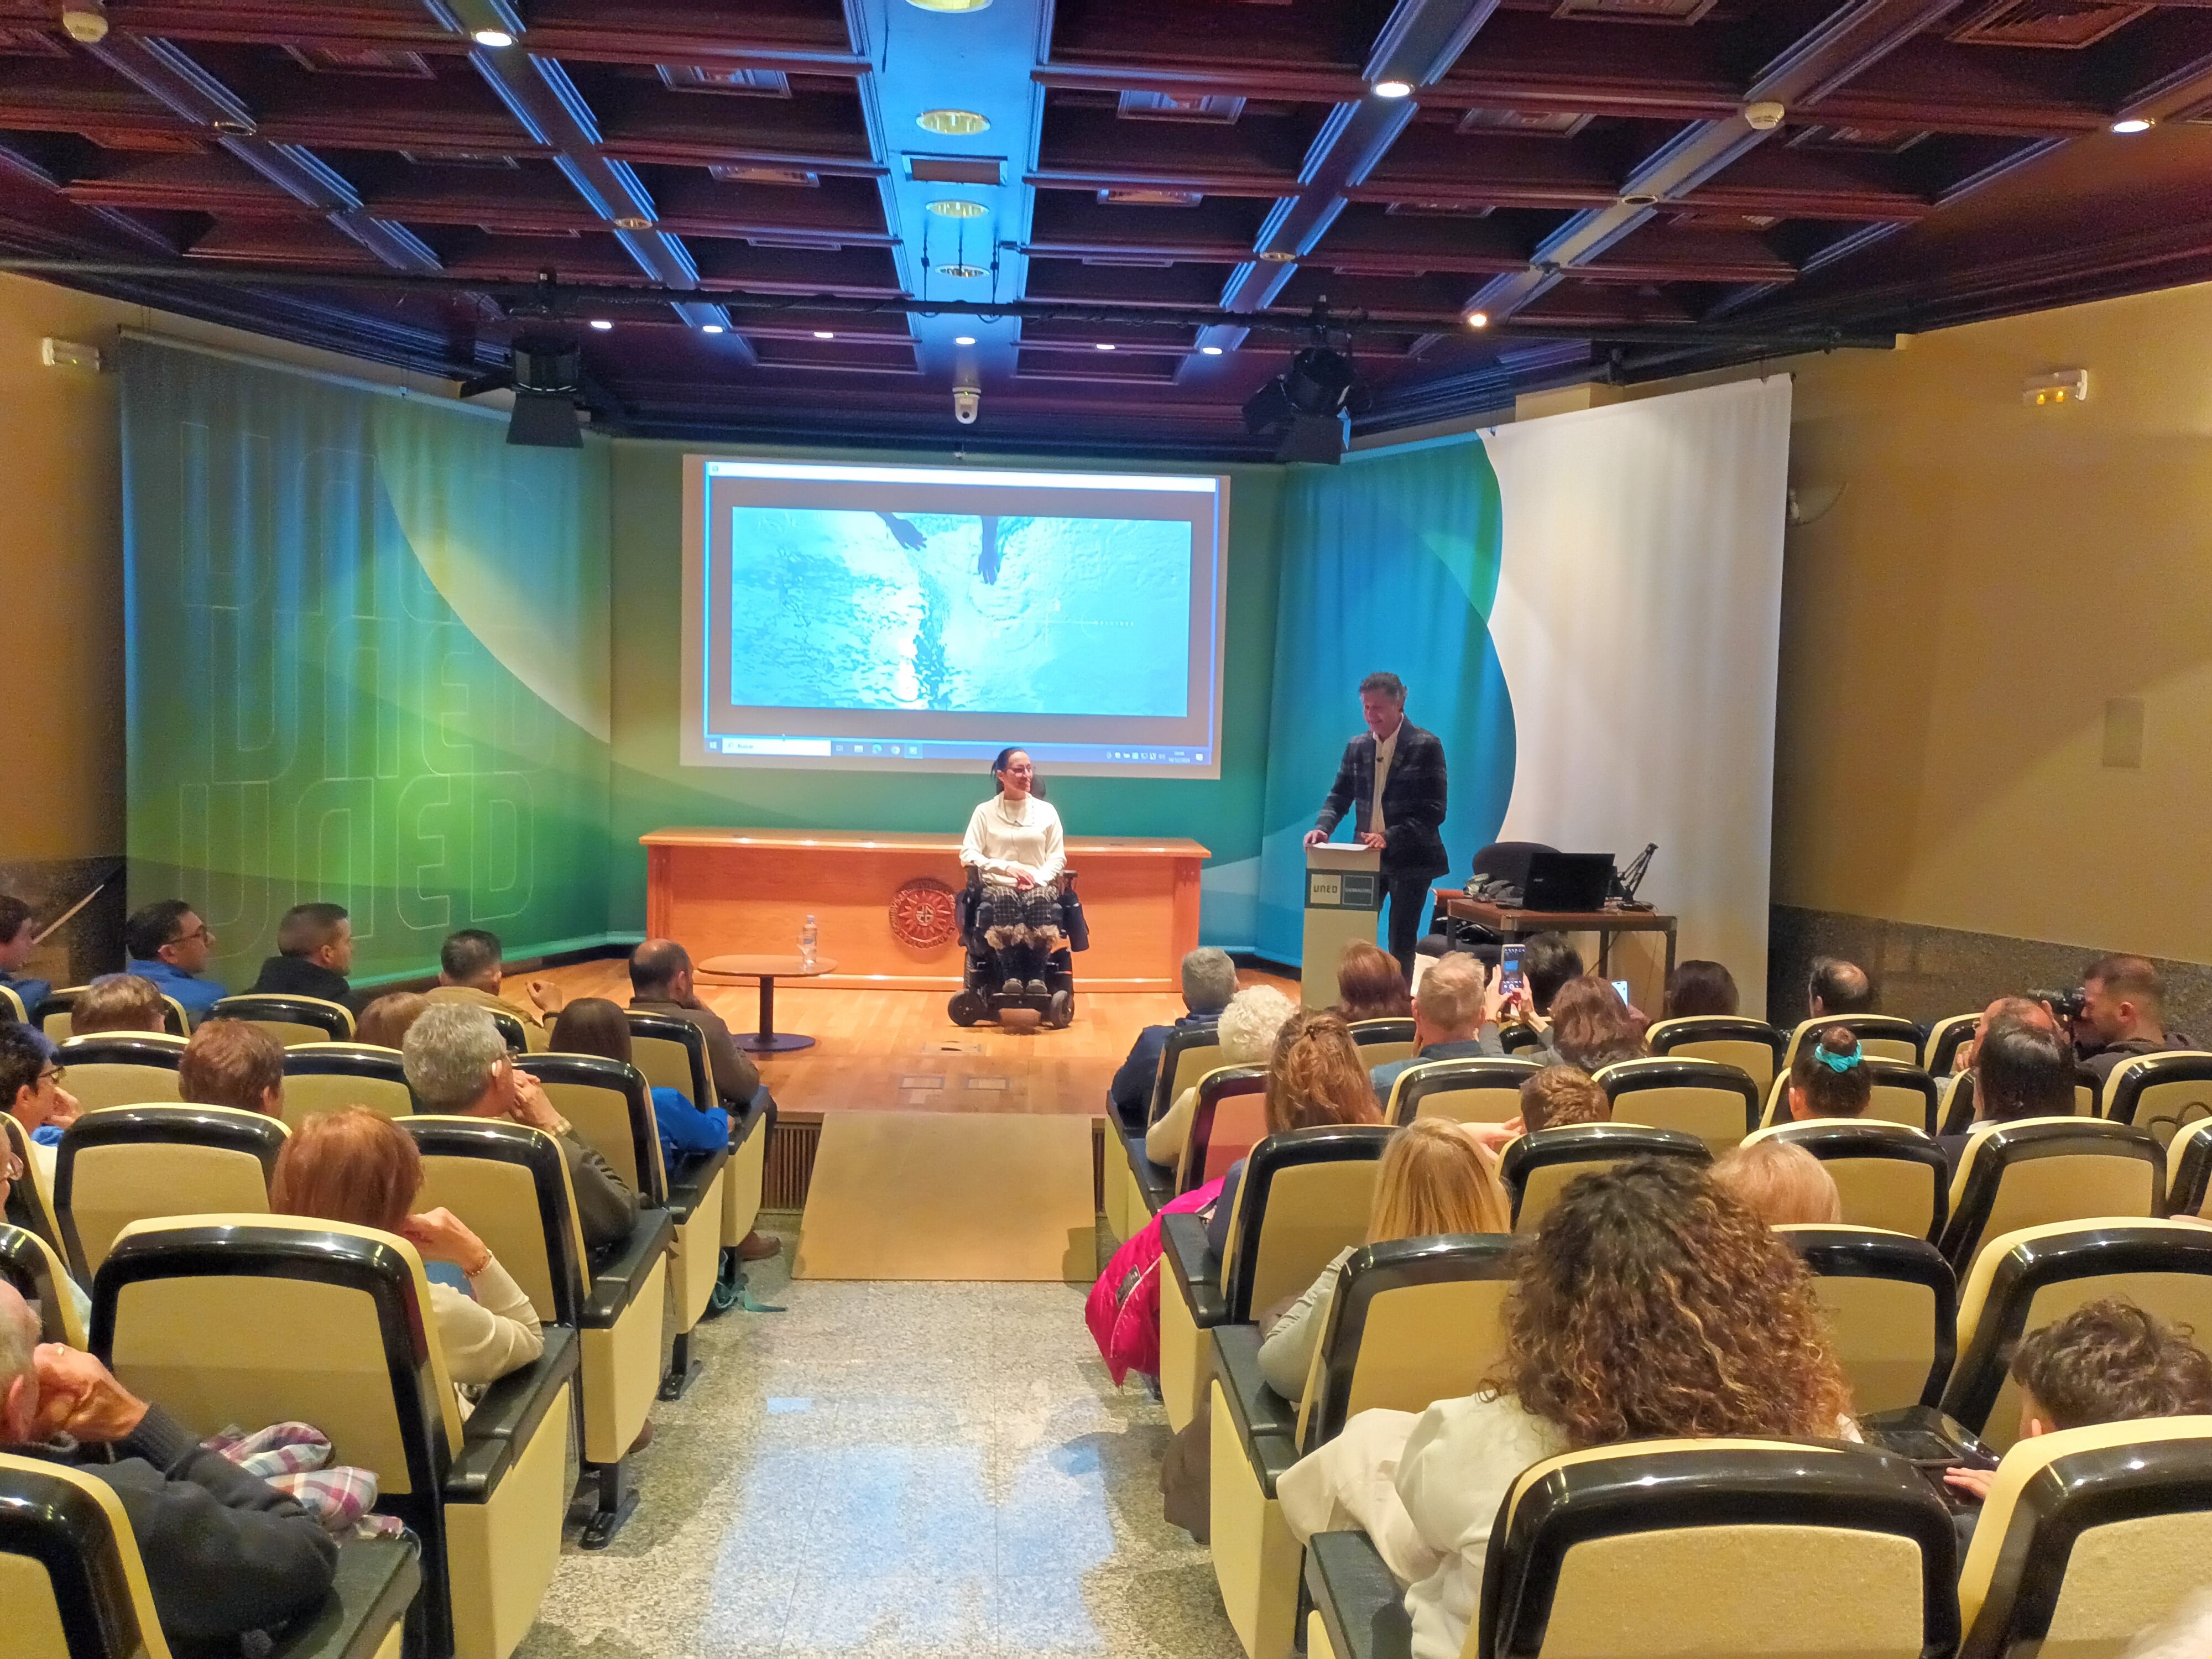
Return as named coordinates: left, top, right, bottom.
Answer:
left=1204, top=1008, right=1381, bottom=1255
left=1279, top=1157, right=1855, bottom=1659
left=1537, top=974, right=1648, bottom=1072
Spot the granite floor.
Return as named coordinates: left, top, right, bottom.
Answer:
left=518, top=1215, right=1237, bottom=1659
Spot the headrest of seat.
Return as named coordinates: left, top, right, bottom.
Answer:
left=519, top=1051, right=646, bottom=1094
left=1952, top=1117, right=2161, bottom=1195
left=1647, top=1016, right=1783, bottom=1048
left=623, top=1009, right=706, bottom=1048
left=1499, top=1121, right=1713, bottom=1181
left=0, top=1223, right=85, bottom=1347
left=1776, top=1223, right=1953, bottom=1283
left=1746, top=1118, right=1939, bottom=1155
left=1593, top=1056, right=1759, bottom=1097
left=1244, top=1124, right=1394, bottom=1184
left=55, top=1035, right=187, bottom=1065
left=60, top=1102, right=287, bottom=1150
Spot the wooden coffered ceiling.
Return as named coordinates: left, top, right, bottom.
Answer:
left=0, top=0, right=2208, bottom=455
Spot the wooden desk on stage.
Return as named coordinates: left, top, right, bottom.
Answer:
left=642, top=828, right=1210, bottom=993
left=1433, top=891, right=1679, bottom=978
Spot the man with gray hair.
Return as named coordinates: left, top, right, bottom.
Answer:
left=1371, top=951, right=1490, bottom=1099
left=403, top=1002, right=639, bottom=1254
left=1109, top=946, right=1238, bottom=1125
left=0, top=1281, right=337, bottom=1649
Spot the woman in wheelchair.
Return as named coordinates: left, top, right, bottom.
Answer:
left=959, top=748, right=1066, bottom=998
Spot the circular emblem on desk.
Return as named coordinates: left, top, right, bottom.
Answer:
left=891, top=877, right=959, bottom=950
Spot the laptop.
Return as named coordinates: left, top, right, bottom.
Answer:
left=1522, top=851, right=1614, bottom=912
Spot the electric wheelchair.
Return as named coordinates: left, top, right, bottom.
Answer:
left=947, top=869, right=1087, bottom=1030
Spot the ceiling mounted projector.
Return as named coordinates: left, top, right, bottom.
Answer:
left=507, top=333, right=583, bottom=448
left=1242, top=344, right=1363, bottom=464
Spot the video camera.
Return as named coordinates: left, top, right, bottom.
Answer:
left=2031, top=986, right=2088, bottom=1024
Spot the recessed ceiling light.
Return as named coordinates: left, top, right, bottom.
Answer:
left=471, top=28, right=514, bottom=48
left=954, top=335, right=977, bottom=346
left=2111, top=117, right=2152, bottom=134
left=1199, top=345, right=1224, bottom=356
left=927, top=199, right=989, bottom=218
left=1095, top=342, right=1115, bottom=351
left=1258, top=249, right=1295, bottom=263
left=1466, top=310, right=1490, bottom=328
left=588, top=318, right=613, bottom=331
left=907, top=0, right=992, bottom=9
left=917, top=109, right=990, bottom=137
left=701, top=324, right=725, bottom=334
left=1373, top=80, right=1413, bottom=99
left=936, top=262, right=987, bottom=278
left=813, top=331, right=836, bottom=339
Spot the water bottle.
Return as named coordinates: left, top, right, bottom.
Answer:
left=800, top=914, right=817, bottom=969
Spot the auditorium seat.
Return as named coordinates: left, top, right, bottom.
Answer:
left=1643, top=1014, right=1787, bottom=1094
left=0, top=1220, right=85, bottom=1346
left=35, top=987, right=190, bottom=1041
left=1921, top=1012, right=1979, bottom=1076
left=1955, top=1417, right=2212, bottom=1659
left=0, top=983, right=24, bottom=1024
left=2167, top=1118, right=2212, bottom=1219
left=2100, top=1050, right=2212, bottom=1144
left=211, top=993, right=356, bottom=1046
left=1303, top=1440, right=1957, bottom=1659
left=1210, top=1235, right=1514, bottom=1659
left=519, top=1051, right=726, bottom=1399
left=1344, top=1018, right=1416, bottom=1071
left=1940, top=1218, right=2212, bottom=1453
left=1780, top=1014, right=1924, bottom=1070
left=94, top=1214, right=578, bottom=1659
left=1592, top=1056, right=1760, bottom=1153
left=53, top=1034, right=187, bottom=1111
left=1778, top=1224, right=1955, bottom=1413
left=1383, top=1055, right=1539, bottom=1126
left=279, top=1042, right=415, bottom=1127
left=1936, top=1068, right=2099, bottom=1137
left=1176, top=1067, right=1268, bottom=1196
left=484, top=1007, right=530, bottom=1055
left=1157, top=1125, right=1391, bottom=1433
left=1149, top=1028, right=1225, bottom=1130
left=624, top=1010, right=768, bottom=1272
left=1498, top=1123, right=1710, bottom=1232
left=53, top=1104, right=286, bottom=1280
left=1744, top=1119, right=1949, bottom=1241
left=2, top=1112, right=64, bottom=1252
left=1937, top=1118, right=2165, bottom=1274
left=399, top=1114, right=672, bottom=1550
left=1760, top=1057, right=1940, bottom=1135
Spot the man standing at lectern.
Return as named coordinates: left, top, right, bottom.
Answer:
left=1305, top=671, right=1448, bottom=980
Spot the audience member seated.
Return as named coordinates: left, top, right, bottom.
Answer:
left=2073, top=953, right=2197, bottom=1086
left=122, top=898, right=226, bottom=1021
left=1939, top=1019, right=2077, bottom=1174
left=1514, top=932, right=1583, bottom=1025
left=550, top=997, right=729, bottom=1165
left=247, top=901, right=366, bottom=1013
left=628, top=938, right=779, bottom=1262
left=1713, top=1138, right=1843, bottom=1226
left=0, top=1280, right=340, bottom=1652
left=1331, top=940, right=1412, bottom=1024
left=353, top=990, right=431, bottom=1051
left=1940, top=1297, right=2212, bottom=1508
left=1509, top=975, right=1647, bottom=1071
left=401, top=1003, right=638, bottom=1255
left=1808, top=954, right=1875, bottom=1018
left=270, top=1107, right=544, bottom=1396
left=0, top=893, right=52, bottom=1020
left=67, top=973, right=169, bottom=1036
left=1205, top=1009, right=1382, bottom=1257
left=1787, top=1026, right=1872, bottom=1120
left=427, top=927, right=563, bottom=1050
left=1371, top=953, right=1489, bottom=1099
left=177, top=1018, right=285, bottom=1118
left=1461, top=1065, right=1612, bottom=1157
left=1108, top=947, right=1236, bottom=1124
left=1955, top=995, right=2060, bottom=1076
left=1, top=1020, right=77, bottom=1183
left=1662, top=958, right=1740, bottom=1019
left=1144, top=984, right=1295, bottom=1168
left=1258, top=1118, right=1510, bottom=1399
left=1276, top=1159, right=1855, bottom=1659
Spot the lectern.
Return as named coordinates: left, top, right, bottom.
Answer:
left=1301, top=843, right=1383, bottom=1008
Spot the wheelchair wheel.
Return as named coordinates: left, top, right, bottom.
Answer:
left=949, top=988, right=989, bottom=1027
left=1046, top=989, right=1074, bottom=1030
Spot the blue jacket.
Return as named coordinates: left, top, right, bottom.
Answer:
left=652, top=1085, right=731, bottom=1160
left=125, top=957, right=227, bottom=1020
left=1109, top=1010, right=1220, bottom=1125
left=1, top=972, right=52, bottom=1020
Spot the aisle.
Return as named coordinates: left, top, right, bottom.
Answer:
left=519, top=1223, right=1238, bottom=1658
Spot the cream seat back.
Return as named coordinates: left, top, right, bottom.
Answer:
left=53, top=1104, right=285, bottom=1280
left=1938, top=1117, right=2164, bottom=1274
left=1645, top=1015, right=1786, bottom=1095
left=1779, top=1224, right=1957, bottom=1414
left=1745, top=1119, right=1948, bottom=1241
left=1593, top=1056, right=1759, bottom=1155
left=1499, top=1123, right=1711, bottom=1233
left=279, top=1042, right=414, bottom=1127
left=210, top=993, right=356, bottom=1046
left=53, top=1035, right=187, bottom=1112
left=1386, top=1056, right=1540, bottom=1127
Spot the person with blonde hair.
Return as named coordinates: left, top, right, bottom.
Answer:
left=1145, top=983, right=1296, bottom=1167
left=1712, top=1138, right=1842, bottom=1226
left=1371, top=951, right=1489, bottom=1100
left=1206, top=1008, right=1383, bottom=1255
left=67, top=973, right=169, bottom=1036
left=1259, top=1119, right=1509, bottom=1397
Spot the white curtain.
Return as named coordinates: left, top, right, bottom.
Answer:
left=1480, top=375, right=1791, bottom=1014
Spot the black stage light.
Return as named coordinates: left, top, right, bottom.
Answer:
left=1276, top=410, right=1349, bottom=464
left=1281, top=346, right=1357, bottom=416
left=506, top=332, right=584, bottom=448
left=1241, top=377, right=1293, bottom=437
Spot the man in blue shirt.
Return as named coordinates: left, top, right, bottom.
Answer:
left=0, top=894, right=51, bottom=1022
left=1108, top=947, right=1237, bottom=1126
left=123, top=899, right=227, bottom=1022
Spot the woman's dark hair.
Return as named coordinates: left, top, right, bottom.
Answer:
left=1546, top=977, right=1646, bottom=1071
left=1521, top=932, right=1583, bottom=1014
left=2012, top=1298, right=2212, bottom=1429
left=1663, top=959, right=1740, bottom=1019
left=1789, top=1025, right=1871, bottom=1118
left=989, top=747, right=1044, bottom=799
left=1331, top=941, right=1412, bottom=1022
left=1976, top=1021, right=2075, bottom=1123
left=550, top=997, right=634, bottom=1066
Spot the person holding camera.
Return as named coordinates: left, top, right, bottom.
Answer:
left=2065, top=954, right=2194, bottom=1086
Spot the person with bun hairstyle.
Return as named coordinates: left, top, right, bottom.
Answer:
left=1205, top=1009, right=1381, bottom=1256
left=1787, top=1025, right=1872, bottom=1120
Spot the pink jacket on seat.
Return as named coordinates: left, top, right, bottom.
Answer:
left=1084, top=1177, right=1223, bottom=1385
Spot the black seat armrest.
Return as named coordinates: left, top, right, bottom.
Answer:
left=1306, top=1530, right=1411, bottom=1659
left=1120, top=1131, right=1173, bottom=1215
left=1858, top=1402, right=1991, bottom=1466
left=1161, top=1212, right=1227, bottom=1326
left=267, top=1534, right=422, bottom=1659
left=1214, top=1323, right=1301, bottom=1496
left=582, top=1209, right=678, bottom=1327
left=664, top=1143, right=732, bottom=1222
left=457, top=1327, right=580, bottom=1454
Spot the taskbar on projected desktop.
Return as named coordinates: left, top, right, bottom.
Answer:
left=705, top=736, right=1212, bottom=766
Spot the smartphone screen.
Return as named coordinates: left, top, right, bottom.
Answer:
left=1500, top=943, right=1526, bottom=998
left=1612, top=979, right=1631, bottom=1004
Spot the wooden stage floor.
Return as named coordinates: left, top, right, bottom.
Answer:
left=521, top=959, right=1296, bottom=1119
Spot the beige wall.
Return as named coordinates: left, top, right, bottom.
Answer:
left=1771, top=284, right=2212, bottom=965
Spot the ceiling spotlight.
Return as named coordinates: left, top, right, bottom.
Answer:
left=588, top=319, right=613, bottom=331
left=60, top=2, right=106, bottom=44
left=2111, top=117, right=2153, bottom=134
left=1373, top=80, right=1413, bottom=99
left=1095, top=342, right=1115, bottom=351
left=927, top=199, right=989, bottom=217
left=1465, top=310, right=1489, bottom=329
left=701, top=324, right=725, bottom=335
left=917, top=108, right=990, bottom=137
left=471, top=28, right=515, bottom=48
left=936, top=263, right=987, bottom=278
left=907, top=0, right=992, bottom=9
left=813, top=331, right=836, bottom=339
left=1200, top=345, right=1224, bottom=356
left=954, top=335, right=977, bottom=346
